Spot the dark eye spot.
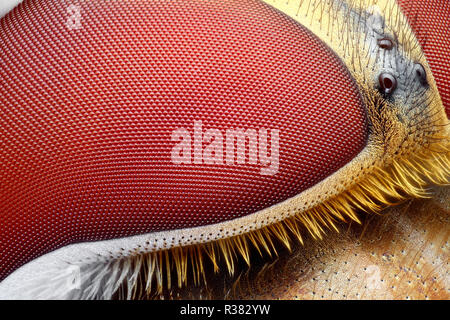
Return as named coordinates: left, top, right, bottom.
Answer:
left=377, top=38, right=393, bottom=50
left=414, top=63, right=428, bottom=86
left=378, top=73, right=397, bottom=95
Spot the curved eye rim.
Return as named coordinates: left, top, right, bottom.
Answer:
left=378, top=73, right=397, bottom=95
left=377, top=37, right=394, bottom=50
left=414, top=63, right=428, bottom=86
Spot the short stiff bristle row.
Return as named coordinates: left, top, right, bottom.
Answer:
left=104, top=141, right=449, bottom=299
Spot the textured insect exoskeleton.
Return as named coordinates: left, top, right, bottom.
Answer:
left=0, top=0, right=448, bottom=299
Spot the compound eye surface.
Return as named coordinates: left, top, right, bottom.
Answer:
left=377, top=38, right=394, bottom=50
left=0, top=0, right=368, bottom=285
left=378, top=73, right=397, bottom=95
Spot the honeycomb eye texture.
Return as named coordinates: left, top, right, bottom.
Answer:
left=377, top=38, right=394, bottom=50
left=378, top=73, right=397, bottom=95
left=414, top=63, right=428, bottom=86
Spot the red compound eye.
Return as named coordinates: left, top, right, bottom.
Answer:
left=396, top=0, right=450, bottom=117
left=379, top=73, right=397, bottom=95
left=0, top=0, right=368, bottom=282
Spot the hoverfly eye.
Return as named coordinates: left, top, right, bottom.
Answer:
left=378, top=73, right=397, bottom=95
left=377, top=38, right=394, bottom=50
left=414, top=63, right=428, bottom=86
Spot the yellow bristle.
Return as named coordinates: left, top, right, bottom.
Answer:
left=125, top=141, right=449, bottom=297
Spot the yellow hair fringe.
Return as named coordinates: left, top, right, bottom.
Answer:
left=127, top=141, right=449, bottom=297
